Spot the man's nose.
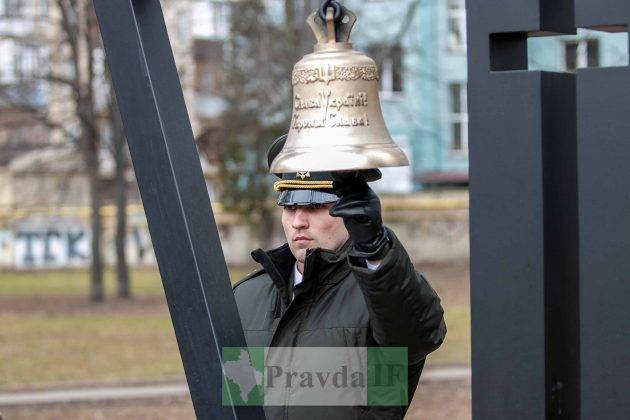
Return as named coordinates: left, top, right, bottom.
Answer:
left=292, top=208, right=309, bottom=228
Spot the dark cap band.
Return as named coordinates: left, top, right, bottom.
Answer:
left=277, top=190, right=339, bottom=206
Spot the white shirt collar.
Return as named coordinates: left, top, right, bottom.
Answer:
left=293, top=262, right=303, bottom=288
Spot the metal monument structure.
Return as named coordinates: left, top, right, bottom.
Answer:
left=92, top=0, right=264, bottom=419
left=468, top=0, right=629, bottom=418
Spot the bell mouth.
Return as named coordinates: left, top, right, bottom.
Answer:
left=270, top=143, right=409, bottom=174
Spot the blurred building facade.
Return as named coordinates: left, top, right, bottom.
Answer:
left=185, top=0, right=471, bottom=192
left=0, top=0, right=470, bottom=270
left=0, top=0, right=52, bottom=207
left=0, top=0, right=214, bottom=207
left=2, top=1, right=628, bottom=200
left=2, top=1, right=627, bottom=270
left=0, top=0, right=213, bottom=269
left=347, top=0, right=469, bottom=191
left=348, top=1, right=628, bottom=191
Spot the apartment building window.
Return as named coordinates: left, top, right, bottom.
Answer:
left=177, top=9, right=188, bottom=40
left=449, top=82, right=468, bottom=153
left=13, top=44, right=40, bottom=82
left=447, top=0, right=466, bottom=51
left=0, top=0, right=23, bottom=17
left=367, top=43, right=403, bottom=96
left=565, top=39, right=599, bottom=72
left=194, top=39, right=225, bottom=94
left=192, top=1, right=230, bottom=39
left=210, top=1, right=229, bottom=38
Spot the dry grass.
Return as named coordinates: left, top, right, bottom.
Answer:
left=0, top=267, right=252, bottom=298
left=0, top=310, right=182, bottom=386
left=0, top=265, right=469, bottom=388
left=428, top=305, right=470, bottom=366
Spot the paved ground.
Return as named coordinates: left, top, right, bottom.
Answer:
left=0, top=377, right=471, bottom=420
left=0, top=366, right=470, bottom=407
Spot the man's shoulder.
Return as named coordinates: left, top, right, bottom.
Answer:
left=232, top=268, right=272, bottom=293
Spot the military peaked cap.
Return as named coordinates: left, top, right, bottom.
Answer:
left=267, top=134, right=381, bottom=205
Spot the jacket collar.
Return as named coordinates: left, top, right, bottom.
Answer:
left=250, top=239, right=353, bottom=300
left=251, top=243, right=294, bottom=305
left=303, top=239, right=352, bottom=286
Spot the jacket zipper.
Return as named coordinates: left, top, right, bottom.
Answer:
left=267, top=249, right=319, bottom=419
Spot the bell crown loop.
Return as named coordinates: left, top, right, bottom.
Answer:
left=318, top=0, right=342, bottom=23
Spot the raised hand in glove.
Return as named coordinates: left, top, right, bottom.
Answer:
left=329, top=174, right=390, bottom=260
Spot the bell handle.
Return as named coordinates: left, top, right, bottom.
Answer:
left=325, top=7, right=337, bottom=43
left=307, top=4, right=357, bottom=44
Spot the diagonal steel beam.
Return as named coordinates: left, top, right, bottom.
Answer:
left=92, top=1, right=265, bottom=418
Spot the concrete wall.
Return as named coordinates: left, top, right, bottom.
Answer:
left=0, top=208, right=156, bottom=270
left=0, top=169, right=11, bottom=208
left=385, top=208, right=469, bottom=264
left=0, top=192, right=469, bottom=270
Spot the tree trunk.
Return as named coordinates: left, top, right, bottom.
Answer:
left=85, top=140, right=104, bottom=302
left=258, top=207, right=277, bottom=250
left=113, top=113, right=130, bottom=299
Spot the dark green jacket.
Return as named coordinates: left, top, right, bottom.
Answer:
left=233, top=228, right=446, bottom=419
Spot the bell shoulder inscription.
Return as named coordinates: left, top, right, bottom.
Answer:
left=291, top=88, right=371, bottom=132
left=294, top=90, right=368, bottom=111
left=292, top=64, right=379, bottom=86
left=291, top=111, right=370, bottom=132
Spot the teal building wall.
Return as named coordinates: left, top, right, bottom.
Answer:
left=220, top=1, right=629, bottom=191
left=347, top=0, right=469, bottom=190
left=347, top=1, right=627, bottom=190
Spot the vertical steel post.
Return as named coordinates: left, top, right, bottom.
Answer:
left=574, top=1, right=630, bottom=418
left=92, top=1, right=265, bottom=418
left=467, top=1, right=579, bottom=418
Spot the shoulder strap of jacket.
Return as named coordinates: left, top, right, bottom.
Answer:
left=251, top=248, right=290, bottom=309
left=232, top=267, right=266, bottom=291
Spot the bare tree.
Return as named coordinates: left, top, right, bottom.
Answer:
left=0, top=0, right=131, bottom=302
left=106, top=75, right=130, bottom=299
left=207, top=0, right=317, bottom=249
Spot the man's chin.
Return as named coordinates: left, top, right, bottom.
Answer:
left=290, top=241, right=319, bottom=261
left=295, top=240, right=314, bottom=249
left=294, top=246, right=312, bottom=261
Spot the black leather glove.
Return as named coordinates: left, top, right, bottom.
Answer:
left=329, top=174, right=390, bottom=259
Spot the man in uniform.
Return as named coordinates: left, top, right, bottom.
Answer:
left=233, top=135, right=447, bottom=419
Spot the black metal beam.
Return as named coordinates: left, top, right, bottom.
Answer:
left=575, top=1, right=630, bottom=418
left=92, top=1, right=265, bottom=418
left=467, top=1, right=579, bottom=418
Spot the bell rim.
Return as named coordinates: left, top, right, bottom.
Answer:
left=269, top=145, right=409, bottom=174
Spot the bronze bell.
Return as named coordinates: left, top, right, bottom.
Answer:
left=269, top=2, right=410, bottom=175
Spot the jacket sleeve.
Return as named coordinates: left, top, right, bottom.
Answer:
left=347, top=227, right=447, bottom=366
